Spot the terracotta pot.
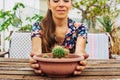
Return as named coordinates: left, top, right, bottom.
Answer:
left=33, top=53, right=84, bottom=77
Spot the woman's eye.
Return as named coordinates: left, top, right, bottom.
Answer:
left=53, top=0, right=59, bottom=3
left=53, top=0, right=69, bottom=3
left=64, top=0, right=69, bottom=2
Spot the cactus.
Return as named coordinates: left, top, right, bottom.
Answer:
left=41, top=46, right=70, bottom=58
left=52, top=46, right=69, bottom=58
left=64, top=48, right=70, bottom=58
left=52, top=46, right=65, bottom=58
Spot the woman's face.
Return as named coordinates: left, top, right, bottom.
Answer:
left=48, top=0, right=72, bottom=19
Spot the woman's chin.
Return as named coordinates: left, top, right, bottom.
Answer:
left=55, top=15, right=68, bottom=19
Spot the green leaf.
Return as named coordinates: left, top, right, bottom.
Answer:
left=5, top=36, right=11, bottom=41
left=18, top=24, right=32, bottom=31
left=97, top=15, right=113, bottom=33
left=26, top=17, right=32, bottom=22
left=13, top=3, right=25, bottom=11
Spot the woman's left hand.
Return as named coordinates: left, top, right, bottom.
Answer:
left=73, top=54, right=89, bottom=75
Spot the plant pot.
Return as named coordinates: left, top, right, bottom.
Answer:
left=33, top=53, right=84, bottom=77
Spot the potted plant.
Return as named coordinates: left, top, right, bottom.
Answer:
left=33, top=46, right=84, bottom=77
left=97, top=15, right=120, bottom=56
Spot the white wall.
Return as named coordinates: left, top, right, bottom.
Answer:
left=0, top=0, right=39, bottom=11
left=0, top=0, right=3, bottom=10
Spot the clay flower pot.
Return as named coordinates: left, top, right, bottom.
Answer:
left=33, top=53, right=84, bottom=77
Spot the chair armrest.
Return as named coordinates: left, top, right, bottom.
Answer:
left=0, top=52, right=9, bottom=57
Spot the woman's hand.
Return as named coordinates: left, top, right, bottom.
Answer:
left=73, top=54, right=89, bottom=75
left=29, top=52, right=42, bottom=74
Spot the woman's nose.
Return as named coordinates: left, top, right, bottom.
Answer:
left=58, top=1, right=64, bottom=7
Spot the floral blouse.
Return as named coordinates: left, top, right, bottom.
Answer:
left=31, top=18, right=87, bottom=53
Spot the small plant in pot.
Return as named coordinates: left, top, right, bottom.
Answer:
left=42, top=46, right=69, bottom=58
left=33, top=46, right=84, bottom=77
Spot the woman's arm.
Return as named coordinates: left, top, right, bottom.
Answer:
left=75, top=36, right=87, bottom=55
left=30, top=37, right=42, bottom=74
left=31, top=22, right=42, bottom=54
left=74, top=37, right=88, bottom=75
left=32, top=37, right=42, bottom=54
left=30, top=22, right=43, bottom=74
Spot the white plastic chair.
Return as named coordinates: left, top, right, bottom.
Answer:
left=8, top=32, right=32, bottom=59
left=86, top=33, right=109, bottom=59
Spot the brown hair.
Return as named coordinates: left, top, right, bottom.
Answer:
left=40, top=0, right=72, bottom=53
left=40, top=9, right=56, bottom=53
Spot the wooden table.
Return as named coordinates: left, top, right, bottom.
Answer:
left=0, top=58, right=120, bottom=80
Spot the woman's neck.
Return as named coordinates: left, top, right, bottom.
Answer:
left=53, top=17, right=68, bottom=27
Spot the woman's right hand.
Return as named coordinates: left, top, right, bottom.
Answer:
left=29, top=52, right=42, bottom=74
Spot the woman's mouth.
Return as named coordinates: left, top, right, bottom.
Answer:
left=56, top=10, right=66, bottom=13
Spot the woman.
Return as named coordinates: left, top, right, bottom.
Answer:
left=30, top=0, right=89, bottom=75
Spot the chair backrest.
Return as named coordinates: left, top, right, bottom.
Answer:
left=9, top=32, right=109, bottom=59
left=9, top=32, right=31, bottom=59
left=86, top=33, right=109, bottom=59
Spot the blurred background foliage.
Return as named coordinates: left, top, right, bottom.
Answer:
left=73, top=0, right=120, bottom=55
left=73, top=0, right=120, bottom=32
left=0, top=3, right=43, bottom=32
